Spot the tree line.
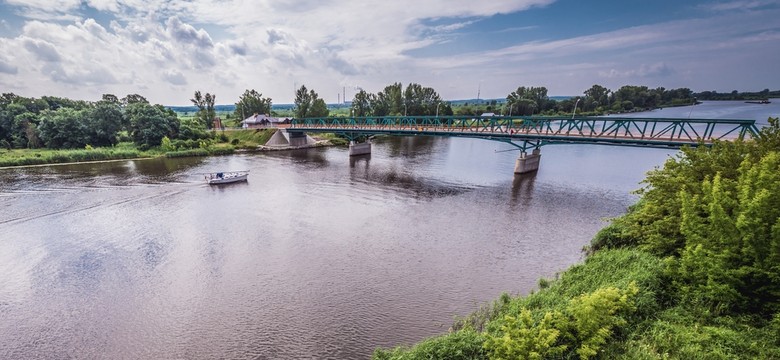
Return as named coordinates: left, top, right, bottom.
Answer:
left=0, top=93, right=181, bottom=150
left=336, top=83, right=701, bottom=118
left=0, top=89, right=275, bottom=151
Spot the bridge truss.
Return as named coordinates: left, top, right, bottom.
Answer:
left=290, top=115, right=759, bottom=151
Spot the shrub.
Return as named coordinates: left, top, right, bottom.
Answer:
left=484, top=282, right=640, bottom=360
left=372, top=329, right=486, bottom=360
left=160, top=136, right=175, bottom=152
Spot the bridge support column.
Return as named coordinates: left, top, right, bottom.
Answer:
left=349, top=140, right=371, bottom=156
left=514, top=148, right=541, bottom=174
left=287, top=131, right=309, bottom=147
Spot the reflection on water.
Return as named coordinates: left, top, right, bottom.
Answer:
left=0, top=130, right=675, bottom=359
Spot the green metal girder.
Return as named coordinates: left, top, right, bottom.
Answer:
left=289, top=115, right=758, bottom=149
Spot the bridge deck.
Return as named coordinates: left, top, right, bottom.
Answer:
left=289, top=116, right=758, bottom=150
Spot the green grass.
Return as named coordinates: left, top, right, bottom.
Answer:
left=0, top=129, right=282, bottom=167
left=222, top=128, right=276, bottom=148
left=0, top=143, right=147, bottom=167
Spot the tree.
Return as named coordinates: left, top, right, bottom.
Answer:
left=403, top=83, right=442, bottom=116
left=584, top=84, right=611, bottom=111
left=234, top=89, right=272, bottom=120
left=293, top=86, right=327, bottom=118
left=374, top=83, right=403, bottom=116
left=190, top=90, right=216, bottom=129
left=11, top=112, right=38, bottom=148
left=37, top=108, right=91, bottom=149
left=351, top=89, right=373, bottom=117
left=121, top=94, right=148, bottom=106
left=293, top=85, right=311, bottom=118
left=506, top=86, right=549, bottom=115
left=310, top=97, right=329, bottom=118
left=126, top=103, right=180, bottom=148
left=89, top=99, right=125, bottom=146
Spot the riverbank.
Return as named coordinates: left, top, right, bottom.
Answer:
left=0, top=128, right=346, bottom=169
left=374, top=119, right=780, bottom=359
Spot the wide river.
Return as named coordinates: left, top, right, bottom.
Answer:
left=1, top=101, right=777, bottom=359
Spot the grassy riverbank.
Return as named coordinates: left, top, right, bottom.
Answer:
left=374, top=118, right=780, bottom=359
left=0, top=129, right=278, bottom=168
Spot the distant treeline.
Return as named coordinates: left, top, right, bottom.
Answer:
left=693, top=88, right=778, bottom=101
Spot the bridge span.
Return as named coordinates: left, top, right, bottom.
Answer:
left=287, top=115, right=759, bottom=174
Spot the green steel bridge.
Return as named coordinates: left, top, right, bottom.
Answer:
left=290, top=115, right=758, bottom=150
left=287, top=115, right=759, bottom=173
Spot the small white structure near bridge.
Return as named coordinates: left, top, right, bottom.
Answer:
left=241, top=113, right=290, bottom=128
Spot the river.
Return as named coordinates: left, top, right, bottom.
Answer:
left=0, top=101, right=777, bottom=359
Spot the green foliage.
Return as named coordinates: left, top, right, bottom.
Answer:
left=567, top=283, right=639, bottom=359
left=484, top=309, right=566, bottom=359
left=37, top=107, right=91, bottom=148
left=612, top=307, right=780, bottom=359
left=506, top=86, right=550, bottom=115
left=224, top=128, right=275, bottom=148
left=160, top=136, right=174, bottom=152
left=89, top=99, right=124, bottom=146
left=351, top=89, right=373, bottom=116
left=126, top=103, right=180, bottom=148
left=310, top=97, right=329, bottom=117
left=294, top=86, right=328, bottom=118
left=372, top=328, right=487, bottom=360
left=586, top=221, right=638, bottom=254
left=294, top=85, right=312, bottom=118
left=234, top=89, right=272, bottom=120
left=483, top=282, right=640, bottom=360
left=607, top=118, right=780, bottom=316
left=177, top=118, right=211, bottom=141
left=0, top=148, right=140, bottom=167
left=190, top=90, right=216, bottom=129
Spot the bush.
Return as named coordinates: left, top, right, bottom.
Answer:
left=485, top=282, right=640, bottom=360
left=586, top=221, right=637, bottom=254
left=372, top=329, right=486, bottom=360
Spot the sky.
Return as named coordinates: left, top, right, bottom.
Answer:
left=0, top=0, right=778, bottom=106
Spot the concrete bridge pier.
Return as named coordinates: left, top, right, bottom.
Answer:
left=514, top=148, right=541, bottom=174
left=349, top=140, right=372, bottom=156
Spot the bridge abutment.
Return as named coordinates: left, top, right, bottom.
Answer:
left=514, top=148, right=541, bottom=174
left=349, top=140, right=372, bottom=156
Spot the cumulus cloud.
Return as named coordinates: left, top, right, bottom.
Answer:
left=43, top=62, right=118, bottom=85
left=163, top=69, right=187, bottom=85
left=23, top=38, right=61, bottom=62
left=228, top=41, right=247, bottom=56
left=0, top=58, right=18, bottom=74
left=165, top=16, right=213, bottom=48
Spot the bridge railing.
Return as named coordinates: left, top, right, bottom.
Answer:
left=290, top=115, right=758, bottom=144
